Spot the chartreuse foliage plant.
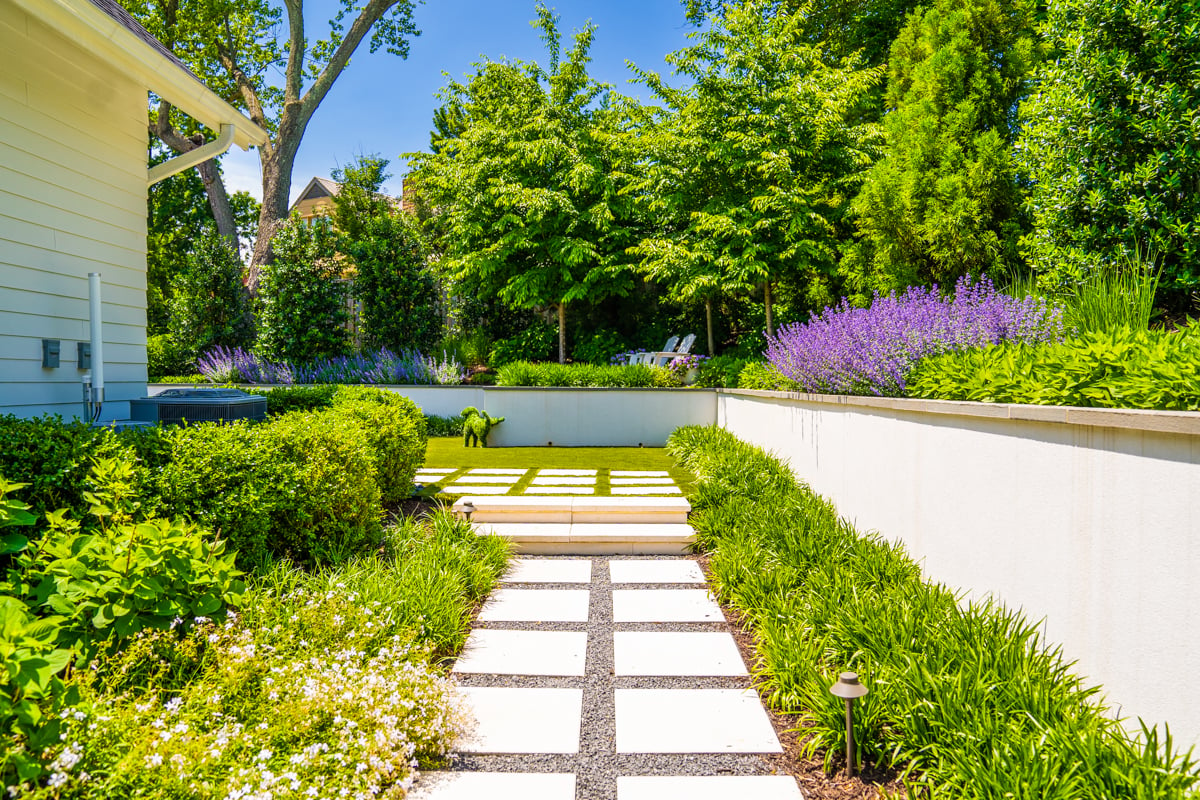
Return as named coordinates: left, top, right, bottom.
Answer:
left=909, top=325, right=1200, bottom=410
left=668, top=425, right=1200, bottom=797
left=9, top=511, right=509, bottom=798
left=496, top=361, right=680, bottom=388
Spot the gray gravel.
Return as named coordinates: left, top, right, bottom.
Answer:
left=446, top=555, right=782, bottom=800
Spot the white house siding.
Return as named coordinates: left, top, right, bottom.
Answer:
left=0, top=0, right=149, bottom=422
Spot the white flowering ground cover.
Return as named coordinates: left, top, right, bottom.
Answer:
left=11, top=512, right=510, bottom=799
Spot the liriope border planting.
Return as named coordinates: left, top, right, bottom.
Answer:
left=667, top=425, right=1200, bottom=798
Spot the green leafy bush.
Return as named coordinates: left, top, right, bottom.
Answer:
left=330, top=386, right=427, bottom=504
left=168, top=230, right=254, bottom=361
left=146, top=333, right=192, bottom=379
left=257, top=216, right=349, bottom=362
left=0, top=416, right=130, bottom=526
left=736, top=361, right=798, bottom=391
left=438, top=330, right=492, bottom=369
left=244, top=385, right=337, bottom=415
left=693, top=355, right=750, bottom=388
left=425, top=414, right=465, bottom=437
left=909, top=326, right=1200, bottom=410
left=489, top=322, right=556, bottom=367
left=7, top=458, right=244, bottom=651
left=496, top=361, right=681, bottom=388
left=668, top=425, right=1200, bottom=796
left=571, top=328, right=629, bottom=365
left=156, top=412, right=382, bottom=567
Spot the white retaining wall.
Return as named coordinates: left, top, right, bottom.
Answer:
left=718, top=389, right=1200, bottom=747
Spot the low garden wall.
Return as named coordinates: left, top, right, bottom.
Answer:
left=717, top=388, right=1200, bottom=747
left=148, top=385, right=719, bottom=446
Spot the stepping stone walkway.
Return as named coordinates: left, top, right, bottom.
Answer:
left=410, top=555, right=803, bottom=800
left=413, top=468, right=683, bottom=498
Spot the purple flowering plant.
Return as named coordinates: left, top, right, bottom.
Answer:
left=765, top=276, right=1065, bottom=396
left=197, top=346, right=465, bottom=386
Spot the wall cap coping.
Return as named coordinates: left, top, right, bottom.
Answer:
left=718, top=389, right=1200, bottom=436
left=147, top=384, right=715, bottom=393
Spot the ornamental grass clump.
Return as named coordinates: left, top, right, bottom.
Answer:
left=766, top=276, right=1064, bottom=396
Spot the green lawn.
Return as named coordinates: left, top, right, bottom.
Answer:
left=419, top=437, right=695, bottom=497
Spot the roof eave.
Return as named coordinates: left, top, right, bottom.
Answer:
left=13, top=0, right=269, bottom=150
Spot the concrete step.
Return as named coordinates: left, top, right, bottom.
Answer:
left=453, top=495, right=690, bottom=525
left=474, top=522, right=696, bottom=555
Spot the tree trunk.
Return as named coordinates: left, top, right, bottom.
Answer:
left=764, top=281, right=774, bottom=338
left=705, top=297, right=715, bottom=356
left=247, top=134, right=302, bottom=293
left=195, top=158, right=238, bottom=251
left=557, top=302, right=567, bottom=363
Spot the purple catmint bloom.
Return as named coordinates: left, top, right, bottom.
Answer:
left=196, top=346, right=465, bottom=386
left=765, top=276, right=1064, bottom=396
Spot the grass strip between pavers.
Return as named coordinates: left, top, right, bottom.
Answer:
left=418, top=437, right=695, bottom=498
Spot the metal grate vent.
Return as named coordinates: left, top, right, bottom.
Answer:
left=129, top=388, right=267, bottom=425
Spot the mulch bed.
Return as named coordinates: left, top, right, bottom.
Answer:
left=697, top=554, right=908, bottom=800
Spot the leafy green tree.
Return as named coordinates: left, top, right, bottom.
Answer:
left=170, top=229, right=256, bottom=360
left=257, top=217, right=349, bottom=362
left=147, top=146, right=258, bottom=332
left=331, top=154, right=393, bottom=241
left=628, top=0, right=884, bottom=339
left=1016, top=0, right=1200, bottom=306
left=346, top=213, right=440, bottom=354
left=121, top=0, right=421, bottom=283
left=845, top=0, right=1040, bottom=297
left=409, top=5, right=638, bottom=362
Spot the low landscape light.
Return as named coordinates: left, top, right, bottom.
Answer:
left=460, top=501, right=475, bottom=522
left=829, top=671, right=869, bottom=778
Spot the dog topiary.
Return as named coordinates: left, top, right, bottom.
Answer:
left=461, top=407, right=505, bottom=447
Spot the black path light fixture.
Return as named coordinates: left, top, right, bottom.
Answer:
left=460, top=501, right=475, bottom=523
left=830, top=671, right=869, bottom=778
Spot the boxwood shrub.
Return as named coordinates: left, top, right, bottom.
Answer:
left=496, top=361, right=680, bottom=388
left=668, top=425, right=1200, bottom=796
left=330, top=386, right=427, bottom=504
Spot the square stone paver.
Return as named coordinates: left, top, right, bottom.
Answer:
left=611, top=486, right=682, bottom=495
left=443, top=485, right=512, bottom=495
left=532, top=476, right=597, bottom=486
left=478, top=589, right=590, bottom=622
left=523, top=487, right=595, bottom=495
left=609, top=560, right=705, bottom=584
left=612, top=589, right=723, bottom=622
left=454, top=629, right=587, bottom=676
left=610, top=477, right=676, bottom=485
left=617, top=776, right=801, bottom=800
left=459, top=687, right=582, bottom=753
left=450, top=475, right=519, bottom=484
left=537, top=469, right=598, bottom=476
left=468, top=469, right=529, bottom=475
left=614, top=689, right=781, bottom=753
left=505, top=558, right=592, bottom=583
left=611, top=470, right=670, bottom=477
left=614, top=632, right=747, bottom=676
left=417, top=467, right=457, bottom=474
left=411, top=772, right=576, bottom=800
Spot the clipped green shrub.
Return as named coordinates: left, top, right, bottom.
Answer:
left=909, top=325, right=1200, bottom=410
left=244, top=385, right=337, bottom=415
left=736, top=361, right=798, bottom=391
left=496, top=361, right=680, bottom=388
left=169, top=229, right=254, bottom=361
left=0, top=416, right=130, bottom=526
left=489, top=322, right=556, bottom=367
left=330, top=386, right=427, bottom=504
left=668, top=425, right=1200, bottom=796
left=157, top=412, right=382, bottom=567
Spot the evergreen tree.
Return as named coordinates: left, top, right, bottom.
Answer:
left=845, top=0, right=1041, bottom=297
left=169, top=229, right=255, bottom=360
left=1016, top=0, right=1200, bottom=306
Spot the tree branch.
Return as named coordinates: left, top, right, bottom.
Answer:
left=283, top=0, right=306, bottom=104
left=297, top=0, right=395, bottom=129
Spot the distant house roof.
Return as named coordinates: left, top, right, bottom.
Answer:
left=297, top=177, right=342, bottom=203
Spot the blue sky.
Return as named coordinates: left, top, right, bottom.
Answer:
left=220, top=0, right=698, bottom=204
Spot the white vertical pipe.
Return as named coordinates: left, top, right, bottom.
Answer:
left=88, top=272, right=104, bottom=393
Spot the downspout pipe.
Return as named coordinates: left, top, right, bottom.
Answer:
left=147, top=124, right=236, bottom=187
